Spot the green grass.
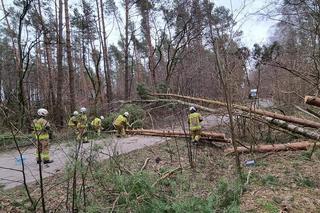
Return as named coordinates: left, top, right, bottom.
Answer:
left=295, top=175, right=315, bottom=188
left=257, top=199, right=279, bottom=213
left=261, top=175, right=279, bottom=186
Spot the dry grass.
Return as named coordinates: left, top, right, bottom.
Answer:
left=1, top=137, right=320, bottom=212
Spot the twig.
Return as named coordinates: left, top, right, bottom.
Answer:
left=111, top=194, right=120, bottom=213
left=245, top=169, right=252, bottom=185
left=140, top=158, right=150, bottom=172
left=152, top=167, right=182, bottom=187
left=295, top=105, right=320, bottom=120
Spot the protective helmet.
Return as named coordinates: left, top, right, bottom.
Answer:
left=123, top=112, right=129, bottom=117
left=73, top=111, right=79, bottom=116
left=189, top=106, right=196, bottom=113
left=80, top=107, right=87, bottom=113
left=37, top=108, right=48, bottom=116
left=100, top=116, right=105, bottom=120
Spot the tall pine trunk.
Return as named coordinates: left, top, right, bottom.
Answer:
left=56, top=0, right=64, bottom=127
left=124, top=0, right=129, bottom=99
left=99, top=0, right=113, bottom=107
left=65, top=0, right=76, bottom=113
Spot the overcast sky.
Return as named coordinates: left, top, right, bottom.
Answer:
left=0, top=0, right=278, bottom=48
left=215, top=0, right=278, bottom=48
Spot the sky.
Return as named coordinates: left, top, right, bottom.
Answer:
left=0, top=0, right=279, bottom=48
left=215, top=0, right=278, bottom=48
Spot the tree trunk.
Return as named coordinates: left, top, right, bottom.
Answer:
left=64, top=0, right=76, bottom=113
left=304, top=96, right=320, bottom=108
left=37, top=0, right=56, bottom=113
left=141, top=2, right=157, bottom=90
left=224, top=141, right=318, bottom=154
left=153, top=93, right=320, bottom=129
left=99, top=0, right=113, bottom=107
left=264, top=117, right=320, bottom=140
left=124, top=0, right=130, bottom=100
left=125, top=129, right=229, bottom=142
left=56, top=0, right=64, bottom=127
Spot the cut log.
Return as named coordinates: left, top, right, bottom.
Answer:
left=126, top=129, right=230, bottom=143
left=304, top=96, right=320, bottom=108
left=105, top=129, right=230, bottom=143
left=153, top=93, right=320, bottom=129
left=264, top=117, right=320, bottom=140
left=224, top=141, right=319, bottom=154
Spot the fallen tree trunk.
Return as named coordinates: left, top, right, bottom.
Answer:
left=264, top=117, right=320, bottom=140
left=224, top=141, right=319, bottom=154
left=126, top=129, right=230, bottom=143
left=153, top=93, right=320, bottom=129
left=304, top=96, right=320, bottom=108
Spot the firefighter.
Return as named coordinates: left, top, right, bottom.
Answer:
left=77, top=107, right=89, bottom=143
left=91, top=116, right=104, bottom=136
left=68, top=111, right=79, bottom=139
left=188, top=106, right=203, bottom=144
left=113, top=112, right=130, bottom=137
left=32, top=108, right=53, bottom=164
left=68, top=111, right=79, bottom=128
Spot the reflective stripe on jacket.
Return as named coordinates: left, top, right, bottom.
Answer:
left=32, top=118, right=50, bottom=140
left=188, top=112, right=202, bottom=131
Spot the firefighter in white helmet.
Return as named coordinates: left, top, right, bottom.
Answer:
left=32, top=108, right=53, bottom=164
left=91, top=115, right=104, bottom=136
left=188, top=106, right=203, bottom=145
left=76, top=107, right=89, bottom=143
left=113, top=112, right=130, bottom=137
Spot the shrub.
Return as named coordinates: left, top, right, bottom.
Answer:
left=119, top=104, right=146, bottom=128
left=137, top=84, right=151, bottom=100
left=156, top=83, right=168, bottom=93
left=102, top=104, right=146, bottom=130
left=101, top=112, right=118, bottom=130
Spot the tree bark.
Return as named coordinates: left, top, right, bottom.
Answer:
left=99, top=0, right=113, bottom=106
left=124, top=0, right=130, bottom=100
left=264, top=117, right=320, bottom=140
left=304, top=96, right=320, bottom=108
left=111, top=129, right=230, bottom=142
left=140, top=0, right=156, bottom=90
left=64, top=0, right=76, bottom=113
left=56, top=0, right=64, bottom=127
left=37, top=0, right=56, bottom=113
left=224, top=141, right=318, bottom=154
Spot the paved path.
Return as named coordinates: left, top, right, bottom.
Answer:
left=0, top=114, right=226, bottom=189
left=0, top=136, right=164, bottom=189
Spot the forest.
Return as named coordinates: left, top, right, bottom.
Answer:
left=0, top=0, right=320, bottom=212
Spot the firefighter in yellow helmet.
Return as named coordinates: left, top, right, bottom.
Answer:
left=113, top=112, right=130, bottom=137
left=32, top=108, right=53, bottom=164
left=91, top=116, right=104, bottom=136
left=76, top=107, right=89, bottom=143
left=188, top=106, right=203, bottom=144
